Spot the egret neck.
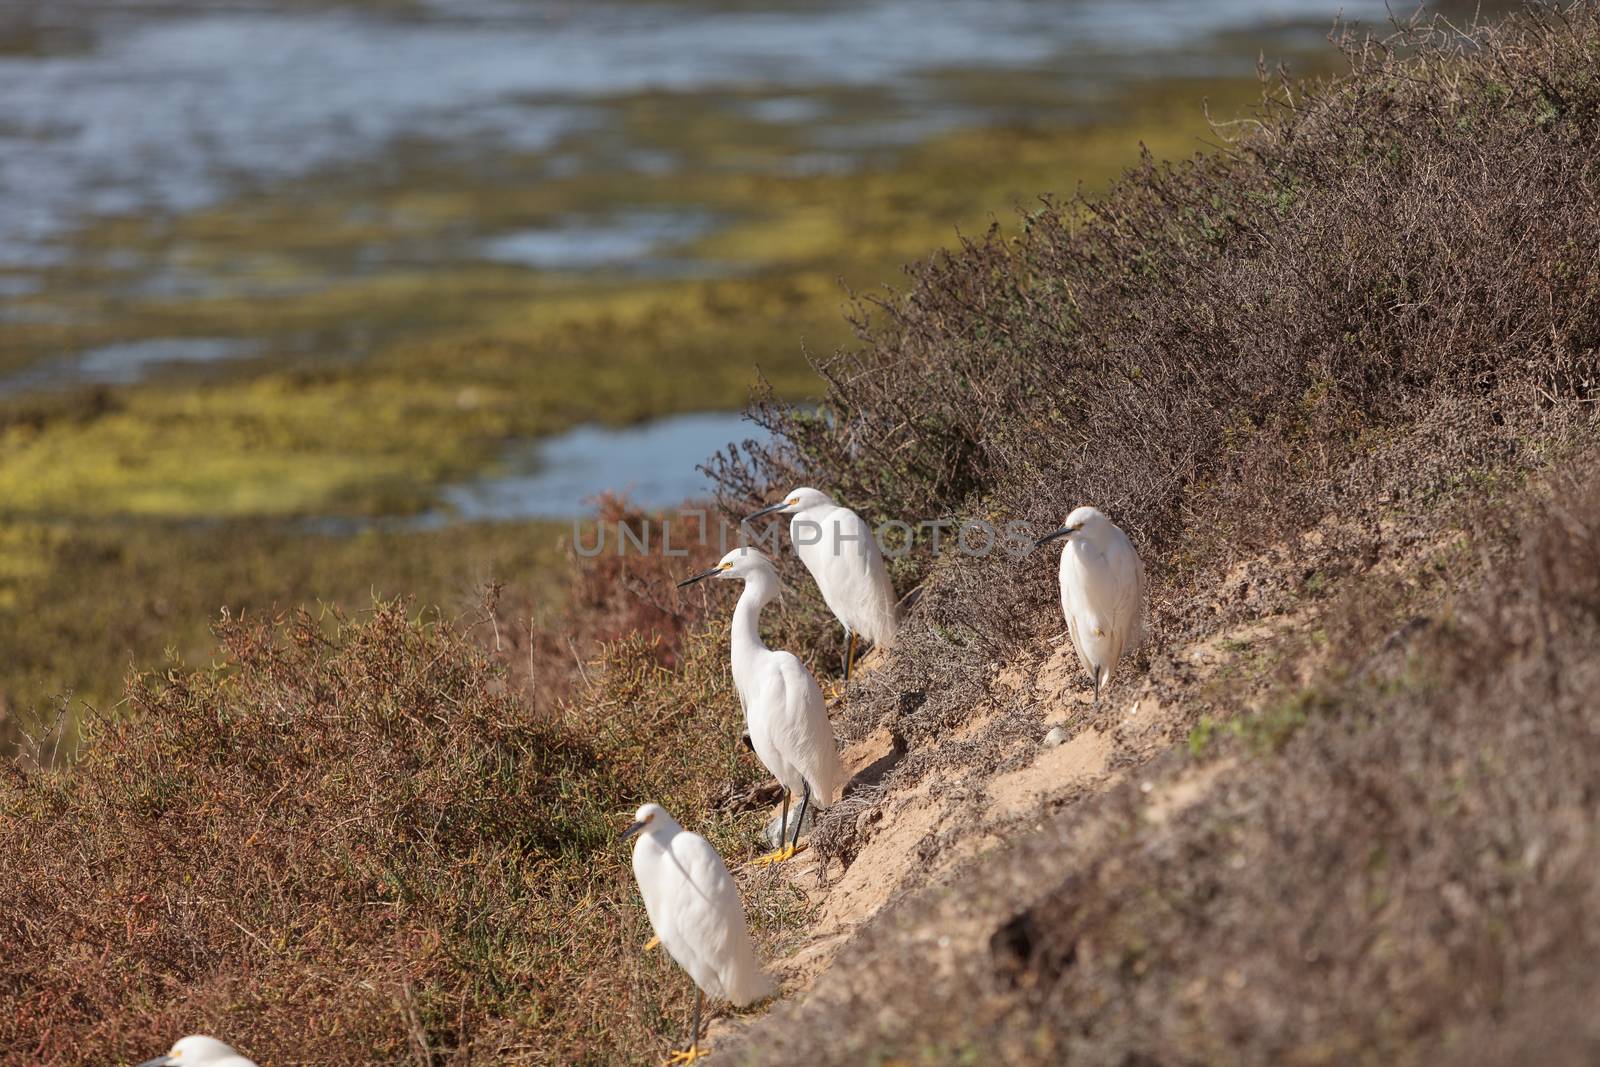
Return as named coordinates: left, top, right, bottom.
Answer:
left=729, top=563, right=782, bottom=676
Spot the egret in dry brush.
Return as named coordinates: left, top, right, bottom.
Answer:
left=744, top=487, right=897, bottom=682
left=625, top=803, right=774, bottom=1065
left=678, top=547, right=845, bottom=864
left=1034, top=505, right=1146, bottom=706
left=137, top=1036, right=258, bottom=1067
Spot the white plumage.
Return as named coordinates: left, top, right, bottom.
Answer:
left=627, top=803, right=773, bottom=1009
left=1038, top=505, right=1146, bottom=704
left=746, top=486, right=897, bottom=679
left=137, top=1036, right=257, bottom=1067
left=678, top=547, right=845, bottom=862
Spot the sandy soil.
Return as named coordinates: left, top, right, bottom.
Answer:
left=699, top=517, right=1457, bottom=1057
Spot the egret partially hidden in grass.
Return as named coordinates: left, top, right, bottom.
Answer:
left=679, top=547, right=845, bottom=864
left=625, top=803, right=774, bottom=1064
left=137, top=1036, right=258, bottom=1067
left=745, top=487, right=896, bottom=682
left=1034, top=505, right=1146, bottom=706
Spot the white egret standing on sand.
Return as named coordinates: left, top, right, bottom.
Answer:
left=744, top=487, right=896, bottom=682
left=678, top=547, right=845, bottom=864
left=137, top=1036, right=258, bottom=1067
left=625, top=802, right=774, bottom=1064
left=1033, top=505, right=1146, bottom=706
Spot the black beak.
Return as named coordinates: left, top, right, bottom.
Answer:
left=1034, top=526, right=1075, bottom=548
left=677, top=567, right=720, bottom=588
left=743, top=501, right=787, bottom=522
left=136, top=1059, right=176, bottom=1067
left=621, top=820, right=648, bottom=840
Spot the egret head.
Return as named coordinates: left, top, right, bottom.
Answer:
left=621, top=802, right=674, bottom=840
left=744, top=486, right=831, bottom=521
left=137, top=1036, right=241, bottom=1067
left=1034, top=505, right=1112, bottom=549
left=676, top=547, right=777, bottom=588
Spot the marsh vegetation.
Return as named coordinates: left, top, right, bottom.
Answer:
left=0, top=0, right=1360, bottom=739
left=11, top=4, right=1597, bottom=1067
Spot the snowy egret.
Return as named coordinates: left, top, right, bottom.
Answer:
left=744, top=487, right=896, bottom=681
left=1033, top=505, right=1146, bottom=706
left=678, top=548, right=845, bottom=864
left=624, top=803, right=774, bottom=1064
left=136, top=1036, right=258, bottom=1067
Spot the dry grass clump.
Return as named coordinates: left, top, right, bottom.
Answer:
left=0, top=580, right=796, bottom=1064
left=4, top=602, right=587, bottom=1062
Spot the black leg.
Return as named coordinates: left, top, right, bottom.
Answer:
left=1093, top=665, right=1101, bottom=708
left=687, top=987, right=702, bottom=1054
left=754, top=788, right=793, bottom=867
left=843, top=631, right=857, bottom=682
left=790, top=783, right=812, bottom=851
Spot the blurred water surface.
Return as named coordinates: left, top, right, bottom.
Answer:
left=0, top=0, right=1386, bottom=272
left=0, top=0, right=1414, bottom=517
left=441, top=410, right=766, bottom=519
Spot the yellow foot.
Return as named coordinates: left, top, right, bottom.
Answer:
left=749, top=842, right=806, bottom=867
left=823, top=680, right=846, bottom=701
left=665, top=1045, right=705, bottom=1065
left=643, top=935, right=661, bottom=951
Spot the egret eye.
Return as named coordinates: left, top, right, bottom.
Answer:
left=719, top=562, right=733, bottom=570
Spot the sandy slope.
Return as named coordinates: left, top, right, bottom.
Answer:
left=684, top=509, right=1469, bottom=1060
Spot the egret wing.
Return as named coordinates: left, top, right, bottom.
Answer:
left=633, top=841, right=678, bottom=952
left=1063, top=531, right=1145, bottom=686
left=666, top=830, right=767, bottom=1002
left=1109, top=535, right=1147, bottom=655
left=794, top=506, right=895, bottom=644
left=749, top=658, right=802, bottom=794
left=1060, top=548, right=1100, bottom=678
left=1063, top=613, right=1091, bottom=679
left=1061, top=538, right=1112, bottom=631
left=772, top=651, right=844, bottom=805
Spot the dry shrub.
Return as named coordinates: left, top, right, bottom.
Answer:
left=710, top=3, right=1600, bottom=756
left=980, top=468, right=1600, bottom=1066
left=0, top=592, right=787, bottom=1065
left=730, top=422, right=1600, bottom=1067
left=489, top=492, right=842, bottom=713
left=478, top=494, right=717, bottom=721
left=0, top=483, right=850, bottom=1064
left=716, top=8, right=1600, bottom=1062
left=3, top=603, right=590, bottom=1062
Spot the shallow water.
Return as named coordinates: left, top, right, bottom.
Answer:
left=0, top=0, right=1388, bottom=272
left=479, top=209, right=722, bottom=273
left=0, top=336, right=262, bottom=396
left=440, top=411, right=769, bottom=519
left=0, top=0, right=1404, bottom=520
